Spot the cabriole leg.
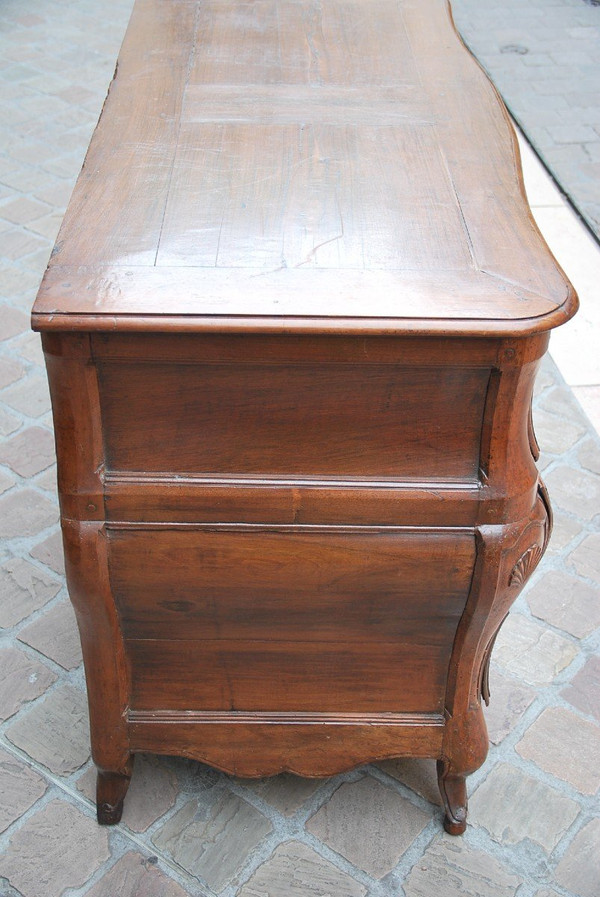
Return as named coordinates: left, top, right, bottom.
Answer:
left=437, top=760, right=468, bottom=835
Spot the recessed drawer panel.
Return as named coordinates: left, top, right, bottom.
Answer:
left=126, top=638, right=449, bottom=714
left=98, top=363, right=490, bottom=480
left=108, top=527, right=476, bottom=713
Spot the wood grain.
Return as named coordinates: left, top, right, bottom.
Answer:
left=104, top=476, right=482, bottom=527
left=127, top=638, right=451, bottom=713
left=107, top=527, right=476, bottom=641
left=32, top=0, right=577, bottom=332
left=98, top=361, right=490, bottom=479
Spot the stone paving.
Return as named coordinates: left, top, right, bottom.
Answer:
left=451, top=0, right=600, bottom=240
left=0, top=1, right=599, bottom=896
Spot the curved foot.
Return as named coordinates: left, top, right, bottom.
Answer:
left=437, top=761, right=468, bottom=835
left=97, top=799, right=124, bottom=825
left=96, top=766, right=133, bottom=825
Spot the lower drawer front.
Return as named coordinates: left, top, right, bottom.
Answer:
left=108, top=527, right=476, bottom=714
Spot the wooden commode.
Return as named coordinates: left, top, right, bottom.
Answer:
left=32, top=0, right=577, bottom=833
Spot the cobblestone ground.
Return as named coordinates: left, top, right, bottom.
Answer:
left=1, top=2, right=599, bottom=896
left=451, top=0, right=600, bottom=240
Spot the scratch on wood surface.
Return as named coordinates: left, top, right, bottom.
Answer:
left=295, top=230, right=344, bottom=267
left=439, top=147, right=478, bottom=272
left=305, top=0, right=325, bottom=85
left=154, top=4, right=200, bottom=266
left=292, top=487, right=301, bottom=523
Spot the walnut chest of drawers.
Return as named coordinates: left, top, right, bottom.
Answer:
left=32, top=0, right=577, bottom=832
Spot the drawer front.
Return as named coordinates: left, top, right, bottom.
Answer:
left=108, top=527, right=476, bottom=713
left=98, top=362, right=490, bottom=480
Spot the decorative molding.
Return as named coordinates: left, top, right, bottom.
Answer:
left=509, top=543, right=543, bottom=588
left=480, top=651, right=492, bottom=706
left=479, top=625, right=504, bottom=706
left=538, top=478, right=553, bottom=552
left=528, top=403, right=540, bottom=461
left=128, top=709, right=445, bottom=726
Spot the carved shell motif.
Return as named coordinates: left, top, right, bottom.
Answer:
left=509, top=544, right=543, bottom=588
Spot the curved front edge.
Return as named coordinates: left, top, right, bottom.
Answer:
left=440, top=488, right=551, bottom=833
